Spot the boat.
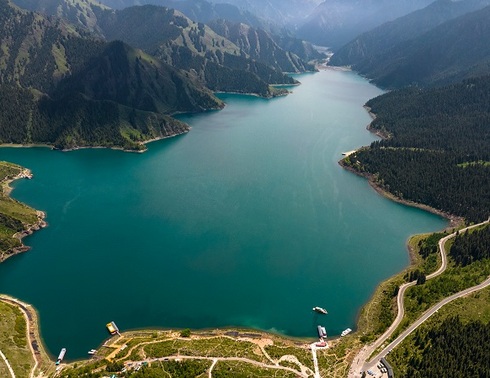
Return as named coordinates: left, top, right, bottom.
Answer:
left=312, top=306, right=328, bottom=314
left=55, top=348, right=66, bottom=365
left=341, top=328, right=352, bottom=337
left=317, top=325, right=327, bottom=338
left=88, top=349, right=97, bottom=355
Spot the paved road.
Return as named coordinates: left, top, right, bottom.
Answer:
left=310, top=344, right=321, bottom=378
left=369, top=274, right=490, bottom=364
left=348, top=219, right=490, bottom=377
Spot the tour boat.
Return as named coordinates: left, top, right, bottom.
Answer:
left=312, top=306, right=328, bottom=314
left=341, top=328, right=352, bottom=337
left=56, top=348, right=66, bottom=365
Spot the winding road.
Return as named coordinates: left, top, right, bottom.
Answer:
left=348, top=219, right=490, bottom=377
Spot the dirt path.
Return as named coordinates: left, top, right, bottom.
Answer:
left=115, top=334, right=311, bottom=377
left=0, top=296, right=44, bottom=378
left=0, top=349, right=16, bottom=378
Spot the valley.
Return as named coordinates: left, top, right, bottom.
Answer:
left=1, top=0, right=490, bottom=377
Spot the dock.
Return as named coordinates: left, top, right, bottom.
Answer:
left=106, top=321, right=121, bottom=336
left=341, top=150, right=357, bottom=157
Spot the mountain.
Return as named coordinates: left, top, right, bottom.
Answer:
left=210, top=0, right=323, bottom=27
left=11, top=0, right=109, bottom=34
left=54, top=41, right=223, bottom=114
left=95, top=5, right=298, bottom=95
left=109, top=0, right=325, bottom=64
left=337, top=4, right=490, bottom=88
left=297, top=0, right=433, bottom=49
left=207, top=19, right=315, bottom=72
left=0, top=0, right=222, bottom=150
left=14, top=0, right=302, bottom=95
left=331, top=0, right=490, bottom=68
left=98, top=0, right=264, bottom=27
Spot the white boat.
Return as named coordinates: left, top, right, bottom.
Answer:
left=317, top=325, right=327, bottom=338
left=88, top=349, right=97, bottom=355
left=56, top=348, right=66, bottom=365
left=312, top=306, right=328, bottom=314
left=341, top=328, right=352, bottom=337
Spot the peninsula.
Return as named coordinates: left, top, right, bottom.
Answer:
left=0, top=162, right=46, bottom=263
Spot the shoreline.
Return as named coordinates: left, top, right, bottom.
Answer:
left=0, top=294, right=50, bottom=376
left=339, top=105, right=463, bottom=230
left=0, top=129, right=190, bottom=155
left=0, top=293, right=317, bottom=367
left=338, top=158, right=463, bottom=230
left=0, top=76, right=469, bottom=374
left=0, top=167, right=47, bottom=263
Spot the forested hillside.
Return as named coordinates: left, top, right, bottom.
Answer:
left=332, top=4, right=490, bottom=88
left=450, top=226, right=490, bottom=266
left=401, top=316, right=490, bottom=378
left=342, top=76, right=490, bottom=222
left=0, top=0, right=222, bottom=150
left=330, top=0, right=490, bottom=69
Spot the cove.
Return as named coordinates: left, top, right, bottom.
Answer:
left=0, top=70, right=447, bottom=360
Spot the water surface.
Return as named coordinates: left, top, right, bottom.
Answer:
left=0, top=70, right=447, bottom=359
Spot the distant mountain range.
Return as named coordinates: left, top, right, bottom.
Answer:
left=331, top=0, right=490, bottom=68
left=91, top=0, right=323, bottom=63
left=208, top=0, right=323, bottom=26
left=96, top=0, right=438, bottom=51
left=295, top=0, right=434, bottom=49
left=7, top=0, right=490, bottom=150
left=331, top=1, right=490, bottom=88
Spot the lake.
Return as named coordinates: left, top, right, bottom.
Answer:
left=0, top=69, right=447, bottom=359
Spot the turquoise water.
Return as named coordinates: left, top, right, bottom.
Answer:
left=0, top=70, right=447, bottom=360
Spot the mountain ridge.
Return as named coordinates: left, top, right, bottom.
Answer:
left=331, top=0, right=490, bottom=70
left=0, top=0, right=223, bottom=151
left=338, top=4, right=490, bottom=88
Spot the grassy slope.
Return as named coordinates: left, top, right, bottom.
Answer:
left=0, top=300, right=34, bottom=377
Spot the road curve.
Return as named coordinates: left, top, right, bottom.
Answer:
left=348, top=219, right=490, bottom=377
